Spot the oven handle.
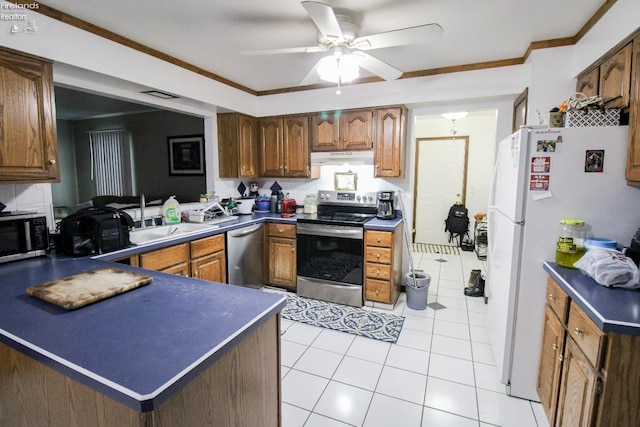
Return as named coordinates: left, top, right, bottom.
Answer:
left=296, top=223, right=363, bottom=239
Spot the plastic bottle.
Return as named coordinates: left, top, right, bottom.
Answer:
left=304, top=194, right=317, bottom=214
left=270, top=192, right=278, bottom=213
left=163, top=195, right=181, bottom=225
left=556, top=219, right=586, bottom=268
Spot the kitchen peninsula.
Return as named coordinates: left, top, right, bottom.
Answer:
left=0, top=255, right=286, bottom=426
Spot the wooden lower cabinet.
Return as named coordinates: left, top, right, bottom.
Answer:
left=190, top=234, right=226, bottom=283
left=136, top=234, right=226, bottom=283
left=139, top=243, right=191, bottom=275
left=266, top=223, right=296, bottom=291
left=364, top=227, right=402, bottom=305
left=538, top=277, right=640, bottom=426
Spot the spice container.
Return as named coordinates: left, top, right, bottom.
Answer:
left=556, top=219, right=586, bottom=268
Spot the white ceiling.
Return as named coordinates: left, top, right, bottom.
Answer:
left=39, top=0, right=605, bottom=93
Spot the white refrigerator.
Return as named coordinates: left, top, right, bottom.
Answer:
left=486, top=125, right=640, bottom=401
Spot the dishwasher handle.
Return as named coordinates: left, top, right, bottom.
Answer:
left=228, top=223, right=263, bottom=238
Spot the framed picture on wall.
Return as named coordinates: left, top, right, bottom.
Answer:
left=168, top=134, right=205, bottom=175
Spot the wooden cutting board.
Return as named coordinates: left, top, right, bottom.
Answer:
left=26, top=267, right=153, bottom=310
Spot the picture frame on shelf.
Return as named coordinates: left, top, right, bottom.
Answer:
left=168, top=134, right=205, bottom=175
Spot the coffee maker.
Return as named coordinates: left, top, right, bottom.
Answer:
left=376, top=191, right=395, bottom=219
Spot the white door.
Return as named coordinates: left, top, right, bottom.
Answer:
left=414, top=136, right=468, bottom=245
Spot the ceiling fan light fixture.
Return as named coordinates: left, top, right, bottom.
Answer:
left=441, top=111, right=468, bottom=120
left=317, top=54, right=359, bottom=83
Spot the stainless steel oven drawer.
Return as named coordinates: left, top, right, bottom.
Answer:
left=297, top=276, right=363, bottom=307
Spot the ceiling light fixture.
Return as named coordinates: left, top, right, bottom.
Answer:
left=317, top=47, right=360, bottom=94
left=441, top=112, right=468, bottom=141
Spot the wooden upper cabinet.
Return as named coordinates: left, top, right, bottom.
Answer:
left=599, top=42, right=632, bottom=109
left=0, top=48, right=58, bottom=183
left=374, top=107, right=406, bottom=178
left=310, top=109, right=372, bottom=151
left=217, top=113, right=258, bottom=178
left=627, top=35, right=640, bottom=184
left=259, top=116, right=310, bottom=178
left=283, top=115, right=310, bottom=177
left=258, top=117, right=283, bottom=177
left=576, top=67, right=600, bottom=98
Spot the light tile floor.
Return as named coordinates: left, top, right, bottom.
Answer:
left=280, top=250, right=551, bottom=427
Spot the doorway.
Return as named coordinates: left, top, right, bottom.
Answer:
left=412, top=136, right=469, bottom=245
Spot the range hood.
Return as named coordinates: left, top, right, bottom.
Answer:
left=310, top=151, right=374, bottom=166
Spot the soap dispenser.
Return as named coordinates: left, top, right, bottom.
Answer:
left=163, top=195, right=181, bottom=225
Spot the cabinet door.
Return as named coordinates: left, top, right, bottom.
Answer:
left=238, top=114, right=258, bottom=177
left=626, top=35, right=640, bottom=184
left=0, top=48, right=58, bottom=182
left=162, top=262, right=191, bottom=277
left=191, top=252, right=226, bottom=284
left=283, top=115, right=310, bottom=177
left=268, top=237, right=296, bottom=290
left=365, top=278, right=391, bottom=303
left=340, top=110, right=372, bottom=151
left=537, top=304, right=566, bottom=426
left=600, top=43, right=632, bottom=109
left=576, top=68, right=600, bottom=98
left=556, top=338, right=599, bottom=427
left=374, top=107, right=405, bottom=178
left=139, top=243, right=190, bottom=271
left=259, top=117, right=283, bottom=177
left=310, top=112, right=339, bottom=151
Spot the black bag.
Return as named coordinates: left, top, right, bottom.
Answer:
left=444, top=203, right=470, bottom=245
left=58, top=207, right=134, bottom=256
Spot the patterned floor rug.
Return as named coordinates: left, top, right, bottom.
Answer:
left=277, top=293, right=404, bottom=344
left=412, top=242, right=460, bottom=255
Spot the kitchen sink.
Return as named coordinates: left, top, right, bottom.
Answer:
left=129, top=222, right=218, bottom=245
left=203, top=215, right=240, bottom=225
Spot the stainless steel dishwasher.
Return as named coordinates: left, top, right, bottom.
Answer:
left=226, top=223, right=264, bottom=288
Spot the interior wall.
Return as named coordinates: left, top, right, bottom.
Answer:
left=68, top=110, right=205, bottom=205
left=50, top=119, right=79, bottom=208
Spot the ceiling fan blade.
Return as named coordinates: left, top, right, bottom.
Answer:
left=353, top=24, right=443, bottom=50
left=302, top=1, right=344, bottom=41
left=300, top=58, right=323, bottom=86
left=241, top=46, right=324, bottom=55
left=354, top=51, right=403, bottom=81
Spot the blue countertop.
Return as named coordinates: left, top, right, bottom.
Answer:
left=0, top=256, right=286, bottom=412
left=544, top=261, right=640, bottom=335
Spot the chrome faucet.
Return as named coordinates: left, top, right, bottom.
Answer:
left=140, top=194, right=146, bottom=228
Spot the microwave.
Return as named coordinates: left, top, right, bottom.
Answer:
left=0, top=212, right=49, bottom=264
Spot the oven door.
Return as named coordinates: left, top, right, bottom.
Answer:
left=296, top=223, right=364, bottom=307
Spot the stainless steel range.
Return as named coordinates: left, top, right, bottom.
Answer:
left=296, top=190, right=377, bottom=307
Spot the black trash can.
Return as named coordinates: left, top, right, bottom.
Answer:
left=404, top=272, right=430, bottom=310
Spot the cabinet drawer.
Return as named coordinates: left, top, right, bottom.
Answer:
left=365, top=230, right=392, bottom=247
left=365, top=246, right=392, bottom=264
left=365, top=262, right=391, bottom=280
left=365, top=278, right=391, bottom=302
left=546, top=278, right=569, bottom=324
left=190, top=234, right=225, bottom=258
left=567, top=301, right=606, bottom=368
left=267, top=222, right=296, bottom=238
left=140, top=243, right=190, bottom=271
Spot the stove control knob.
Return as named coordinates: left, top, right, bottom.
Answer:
left=356, top=195, right=362, bottom=202
left=367, top=195, right=374, bottom=202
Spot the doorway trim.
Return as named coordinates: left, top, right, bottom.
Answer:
left=412, top=135, right=470, bottom=243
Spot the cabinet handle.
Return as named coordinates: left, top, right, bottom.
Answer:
left=334, top=138, right=338, bottom=142
left=376, top=237, right=381, bottom=243
left=547, top=293, right=555, bottom=301
left=279, top=228, right=283, bottom=233
left=376, top=253, right=381, bottom=259
left=376, top=269, right=380, bottom=274
left=241, top=165, right=245, bottom=170
left=574, top=327, right=583, bottom=335
left=375, top=289, right=379, bottom=295
left=292, top=248, right=295, bottom=253
left=193, top=271, right=198, bottom=277
left=558, top=354, right=564, bottom=362
left=552, top=343, right=558, bottom=351
left=284, top=166, right=288, bottom=171
left=48, top=159, right=56, bottom=165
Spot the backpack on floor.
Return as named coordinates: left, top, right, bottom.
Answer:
left=444, top=203, right=470, bottom=245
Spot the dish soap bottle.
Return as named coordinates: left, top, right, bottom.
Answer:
left=163, top=195, right=181, bottom=225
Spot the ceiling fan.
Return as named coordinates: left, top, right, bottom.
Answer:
left=242, top=1, right=443, bottom=89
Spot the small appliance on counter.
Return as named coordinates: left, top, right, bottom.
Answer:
left=0, top=211, right=49, bottom=264
left=282, top=197, right=297, bottom=215
left=376, top=191, right=396, bottom=219
left=236, top=197, right=255, bottom=215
